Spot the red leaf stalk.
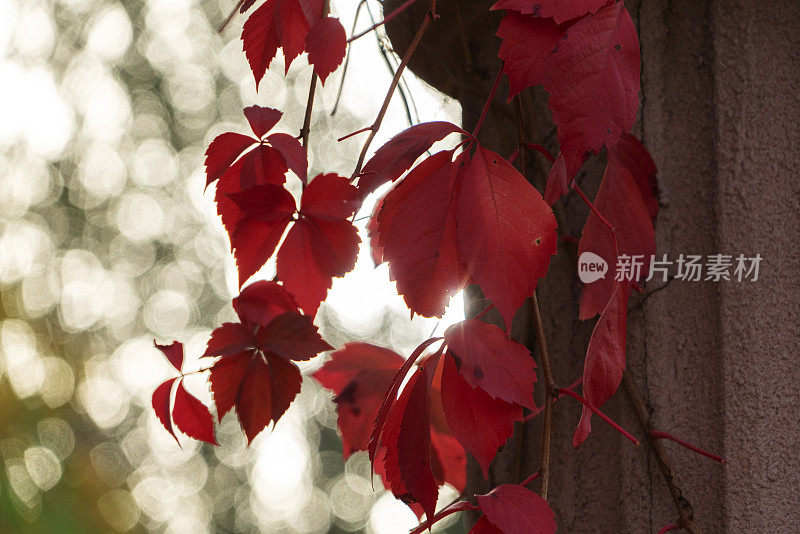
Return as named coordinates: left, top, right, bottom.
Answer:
left=347, top=0, right=425, bottom=43
left=467, top=65, right=504, bottom=151
left=650, top=430, right=727, bottom=465
left=556, top=388, right=640, bottom=445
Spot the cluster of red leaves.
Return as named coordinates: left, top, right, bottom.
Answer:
left=495, top=0, right=641, bottom=202
left=317, top=320, right=536, bottom=521
left=148, top=0, right=664, bottom=531
left=365, top=123, right=559, bottom=329
left=241, top=0, right=346, bottom=85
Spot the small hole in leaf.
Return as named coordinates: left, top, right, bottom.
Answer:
left=615, top=44, right=621, bottom=50
left=535, top=237, right=542, bottom=246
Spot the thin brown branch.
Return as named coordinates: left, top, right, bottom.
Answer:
left=351, top=0, right=439, bottom=178
left=347, top=0, right=423, bottom=43
left=622, top=371, right=704, bottom=534
left=218, top=0, right=246, bottom=33
left=300, top=74, right=318, bottom=153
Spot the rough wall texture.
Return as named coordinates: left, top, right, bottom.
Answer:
left=385, top=0, right=800, bottom=531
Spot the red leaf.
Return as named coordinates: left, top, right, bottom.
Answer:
left=313, top=343, right=405, bottom=458
left=444, top=319, right=536, bottom=409
left=368, top=337, right=442, bottom=465
left=379, top=151, right=467, bottom=317
left=578, top=140, right=656, bottom=320
left=429, top=430, right=467, bottom=493
left=233, top=280, right=300, bottom=327
left=152, top=378, right=179, bottom=444
left=172, top=380, right=218, bottom=445
left=456, top=146, right=558, bottom=330
left=573, top=279, right=631, bottom=447
left=497, top=12, right=572, bottom=100
left=358, top=121, right=466, bottom=198
left=243, top=105, right=283, bottom=138
left=256, top=312, right=333, bottom=360
left=209, top=350, right=302, bottom=443
left=543, top=152, right=569, bottom=205
left=227, top=184, right=296, bottom=286
left=382, top=359, right=438, bottom=521
left=275, top=0, right=311, bottom=72
left=203, top=322, right=257, bottom=358
left=476, top=484, right=556, bottom=534
left=469, top=516, right=504, bottom=534
left=610, top=133, right=659, bottom=220
left=241, top=0, right=280, bottom=88
left=543, top=1, right=640, bottom=181
left=154, top=340, right=183, bottom=372
left=267, top=132, right=308, bottom=184
left=492, top=0, right=607, bottom=23
left=300, top=173, right=360, bottom=221
left=239, top=144, right=289, bottom=189
left=240, top=0, right=258, bottom=13
left=277, top=218, right=359, bottom=317
left=204, top=132, right=257, bottom=187
left=306, top=17, right=346, bottom=84
left=440, top=357, right=522, bottom=477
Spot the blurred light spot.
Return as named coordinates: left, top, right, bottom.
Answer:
left=37, top=418, right=75, bottom=460
left=24, top=447, right=62, bottom=491
left=79, top=143, right=127, bottom=198
left=91, top=442, right=129, bottom=487
left=369, top=493, right=418, bottom=534
left=79, top=375, right=129, bottom=429
left=0, top=158, right=52, bottom=218
left=114, top=192, right=165, bottom=241
left=330, top=474, right=372, bottom=530
left=0, top=221, right=53, bottom=284
left=85, top=3, right=133, bottom=62
left=132, top=476, right=178, bottom=522
left=293, top=488, right=332, bottom=534
left=166, top=65, right=214, bottom=114
left=98, top=489, right=140, bottom=532
left=6, top=459, right=39, bottom=505
left=0, top=319, right=44, bottom=398
left=144, top=290, right=192, bottom=337
left=39, top=357, right=75, bottom=408
left=58, top=249, right=108, bottom=330
left=131, top=138, right=178, bottom=187
left=13, top=5, right=56, bottom=60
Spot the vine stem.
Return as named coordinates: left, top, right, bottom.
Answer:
left=218, top=0, right=246, bottom=33
left=512, top=95, right=557, bottom=499
left=622, top=372, right=704, bottom=534
left=467, top=65, right=504, bottom=151
left=351, top=0, right=439, bottom=178
left=300, top=74, right=318, bottom=152
left=347, top=0, right=423, bottom=43
left=556, top=388, right=640, bottom=445
left=649, top=430, right=727, bottom=465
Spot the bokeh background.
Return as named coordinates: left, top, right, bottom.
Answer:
left=0, top=0, right=466, bottom=531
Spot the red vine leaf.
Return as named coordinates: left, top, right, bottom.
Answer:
left=209, top=348, right=303, bottom=443
left=543, top=1, right=640, bottom=182
left=444, top=319, right=536, bottom=409
left=204, top=132, right=257, bottom=187
left=276, top=175, right=360, bottom=317
left=377, top=151, right=467, bottom=317
left=497, top=12, right=572, bottom=100
left=267, top=132, right=308, bottom=184
left=233, top=280, right=301, bottom=327
left=205, top=291, right=329, bottom=442
left=492, top=0, right=607, bottom=24
left=152, top=378, right=179, bottom=444
left=440, top=356, right=522, bottom=477
left=172, top=380, right=218, bottom=445
left=358, top=121, right=466, bottom=198
left=154, top=340, right=184, bottom=372
left=456, top=146, right=558, bottom=330
left=573, top=278, right=631, bottom=447
left=543, top=152, right=569, bottom=205
left=475, top=484, right=557, bottom=534
left=381, top=357, right=438, bottom=521
left=313, top=343, right=405, bottom=458
left=243, top=105, right=283, bottom=138
left=578, top=135, right=657, bottom=320
left=469, top=516, right=504, bottom=534
left=306, top=17, right=347, bottom=84
left=227, top=183, right=296, bottom=287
